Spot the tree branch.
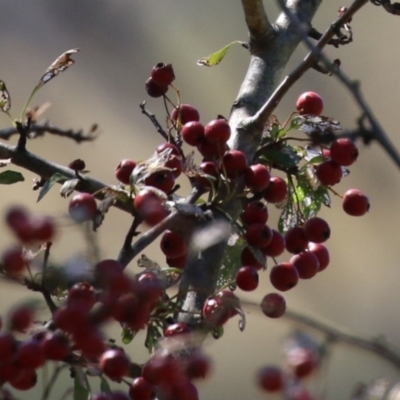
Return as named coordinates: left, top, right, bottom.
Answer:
left=240, top=0, right=274, bottom=43
left=283, top=309, right=400, bottom=371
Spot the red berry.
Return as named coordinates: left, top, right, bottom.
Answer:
left=171, top=104, right=200, bottom=125
left=73, top=326, right=105, bottom=358
left=9, top=306, right=33, bottom=331
left=308, top=242, right=330, bottom=272
left=245, top=164, right=271, bottom=192
left=115, top=159, right=136, bottom=184
left=262, top=230, right=285, bottom=257
left=94, top=259, right=124, bottom=286
left=260, top=293, right=286, bottom=318
left=197, top=140, right=226, bottom=159
left=156, top=143, right=180, bottom=157
left=54, top=305, right=87, bottom=333
left=246, top=223, right=272, bottom=248
left=241, top=201, right=268, bottom=226
left=142, top=354, right=180, bottom=385
left=257, top=366, right=284, bottom=392
left=5, top=206, right=31, bottom=239
left=196, top=161, right=219, bottom=189
left=165, top=155, right=183, bottom=178
left=296, top=91, right=324, bottom=115
left=342, top=189, right=370, bottom=216
left=30, top=215, right=55, bottom=242
left=287, top=348, right=317, bottom=379
left=236, top=266, right=259, bottom=291
left=185, top=352, right=211, bottom=380
left=330, top=138, right=359, bottom=166
left=160, top=230, right=187, bottom=258
left=2, top=246, right=26, bottom=274
left=151, top=63, right=175, bottom=86
left=144, top=170, right=175, bottom=193
left=290, top=251, right=320, bottom=279
left=134, top=188, right=168, bottom=226
left=181, top=121, right=205, bottom=146
left=270, top=262, right=299, bottom=291
left=202, top=291, right=239, bottom=326
left=100, top=349, right=130, bottom=380
left=164, top=322, right=191, bottom=337
left=69, top=192, right=97, bottom=222
left=241, top=246, right=265, bottom=270
left=285, top=226, right=308, bottom=254
left=315, top=160, right=342, bottom=186
left=41, top=331, right=70, bottom=361
left=9, top=368, right=37, bottom=391
left=204, top=119, right=231, bottom=144
left=16, top=339, right=45, bottom=369
left=0, top=332, right=17, bottom=362
left=129, top=377, right=155, bottom=400
left=145, top=77, right=168, bottom=98
left=67, top=282, right=96, bottom=312
left=263, top=177, right=288, bottom=203
left=221, top=150, right=248, bottom=178
left=136, top=272, right=164, bottom=305
left=68, top=158, right=85, bottom=171
left=304, top=217, right=330, bottom=243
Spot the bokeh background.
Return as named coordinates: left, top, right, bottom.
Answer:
left=0, top=1, right=400, bottom=399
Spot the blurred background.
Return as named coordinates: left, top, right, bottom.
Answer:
left=0, top=1, right=400, bottom=399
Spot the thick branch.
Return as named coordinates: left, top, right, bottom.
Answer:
left=240, top=0, right=274, bottom=43
left=0, top=142, right=131, bottom=212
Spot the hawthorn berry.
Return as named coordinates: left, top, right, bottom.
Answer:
left=164, top=322, right=191, bottom=337
left=296, top=91, right=324, bottom=115
left=68, top=192, right=97, bottom=222
left=290, top=251, right=320, bottom=279
left=136, top=272, right=164, bottom=305
left=245, top=164, right=271, bottom=192
left=185, top=352, right=211, bottom=380
left=287, top=348, right=317, bottom=379
left=160, top=230, right=187, bottom=258
left=165, top=155, right=183, bottom=178
left=260, top=293, right=286, bottom=318
left=330, top=138, right=359, bottom=166
left=342, top=189, right=370, bottom=216
left=263, top=176, right=288, bottom=203
left=221, top=150, right=248, bottom=178
left=197, top=140, right=226, bottom=159
left=308, top=242, right=330, bottom=272
left=41, top=331, right=70, bottom=361
left=246, top=223, right=272, bottom=248
left=67, top=282, right=96, bottom=312
left=0, top=332, right=17, bottom=362
left=315, top=160, right=342, bottom=186
left=145, top=77, right=168, bottom=98
left=9, top=369, right=37, bottom=391
left=129, top=377, right=155, bottom=400
left=171, top=104, right=200, bottom=125
left=270, top=262, right=299, bottom=291
left=241, top=246, right=265, bottom=270
left=151, top=63, right=175, bottom=86
left=115, top=159, right=136, bottom=184
left=1, top=246, right=26, bottom=274
left=134, top=187, right=168, bottom=226
left=16, top=339, right=45, bottom=369
left=100, top=349, right=131, bottom=380
left=304, top=217, right=330, bottom=243
left=241, top=201, right=269, bottom=226
left=284, top=226, right=309, bottom=254
left=144, top=170, right=175, bottom=193
left=8, top=305, right=33, bottom=331
left=156, top=142, right=180, bottom=157
left=235, top=266, right=259, bottom=291
left=68, top=158, right=85, bottom=171
left=181, top=121, right=205, bottom=146
left=257, top=366, right=284, bottom=392
left=202, top=291, right=239, bottom=326
left=204, top=118, right=231, bottom=144
left=262, top=229, right=285, bottom=257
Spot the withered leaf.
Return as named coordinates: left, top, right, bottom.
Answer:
left=0, top=80, right=11, bottom=112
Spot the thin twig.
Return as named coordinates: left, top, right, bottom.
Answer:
left=283, top=309, right=400, bottom=371
left=42, top=364, right=69, bottom=400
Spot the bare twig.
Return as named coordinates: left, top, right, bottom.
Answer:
left=240, top=0, right=274, bottom=43
left=0, top=122, right=97, bottom=142
left=371, top=0, right=400, bottom=15
left=283, top=309, right=400, bottom=371
left=276, top=0, right=400, bottom=169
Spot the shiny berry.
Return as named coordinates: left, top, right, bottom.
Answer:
left=316, top=160, right=342, bottom=186
left=245, top=164, right=271, bottom=192
left=156, top=143, right=180, bottom=157
left=262, top=230, right=285, bottom=257
left=330, top=138, right=359, bottom=166
left=151, top=63, right=175, bottom=86
left=204, top=119, right=231, bottom=144
left=235, top=266, right=259, bottom=291
left=164, top=322, right=191, bottom=337
left=68, top=192, right=97, bottom=222
left=160, top=230, right=187, bottom=258
left=284, top=226, right=308, bottom=254
left=115, top=159, right=136, bottom=184
left=145, top=77, right=168, bottom=98
left=304, top=217, right=330, bottom=243
left=260, top=293, right=286, bottom=318
left=134, top=188, right=168, bottom=226
left=290, top=251, right=320, bottom=279
left=100, top=349, right=130, bottom=380
left=171, top=104, right=200, bottom=125
left=144, top=170, right=175, bottom=193
left=257, top=366, right=284, bottom=392
left=308, top=242, right=330, bottom=272
left=263, top=177, right=288, bottom=203
left=342, top=189, right=370, bottom=216
left=221, top=150, right=247, bottom=178
left=270, top=262, right=299, bottom=291
left=246, top=223, right=272, bottom=248
left=181, top=121, right=205, bottom=146
left=129, top=377, right=155, bottom=400
left=241, top=201, right=268, bottom=225
left=2, top=246, right=26, bottom=274
left=296, top=91, right=323, bottom=115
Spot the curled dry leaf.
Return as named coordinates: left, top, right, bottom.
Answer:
left=38, top=48, right=80, bottom=87
left=0, top=80, right=11, bottom=112
left=59, top=178, right=80, bottom=198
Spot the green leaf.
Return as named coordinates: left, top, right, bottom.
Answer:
left=217, top=236, right=246, bottom=289
left=145, top=324, right=162, bottom=353
left=100, top=376, right=111, bottom=394
left=37, top=172, right=66, bottom=202
left=0, top=170, right=24, bottom=184
left=121, top=327, right=136, bottom=344
left=288, top=117, right=303, bottom=131
left=73, top=367, right=91, bottom=400
left=197, top=41, right=244, bottom=67
left=261, top=145, right=301, bottom=169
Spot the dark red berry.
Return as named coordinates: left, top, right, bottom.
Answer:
left=330, top=138, right=358, bottom=166
left=260, top=293, right=286, bottom=318
left=262, top=230, right=285, bottom=257
left=160, top=230, right=187, bottom=258
left=145, top=77, right=168, bottom=98
left=185, top=352, right=211, bottom=380
left=171, top=104, right=200, bottom=125
left=0, top=332, right=17, bottom=362
left=134, top=188, right=168, bottom=226
left=151, top=63, right=175, bottom=86
left=68, top=158, right=86, bottom=171
left=166, top=253, right=187, bottom=269
left=204, top=119, right=231, bottom=144
left=196, top=161, right=219, bottom=189
left=100, top=349, right=130, bottom=380
left=144, top=170, right=175, bottom=193
left=9, top=369, right=37, bottom=391
left=2, top=246, right=26, bottom=274
left=304, top=217, right=330, bottom=243
left=136, top=272, right=164, bottom=305
left=68, top=192, right=97, bottom=222
left=287, top=348, right=317, bottom=379
left=164, top=322, right=191, bottom=337
left=296, top=91, right=323, bottom=115
left=221, top=150, right=248, bottom=178
left=115, top=159, right=136, bottom=184
left=241, top=246, right=265, bottom=270
left=246, top=223, right=272, bottom=248
left=263, top=177, right=288, bottom=203
left=270, top=262, right=299, bottom=291
left=245, top=164, right=271, bottom=192
left=257, top=366, right=284, bottom=392
left=315, top=160, right=342, bottom=186
left=308, top=242, right=330, bottom=272
left=342, top=189, right=370, bottom=216
left=202, top=291, right=239, bottom=326
left=30, top=215, right=55, bottom=242
left=41, top=331, right=70, bottom=361
left=181, top=121, right=205, bottom=146
left=197, top=140, right=226, bottom=159
left=9, top=306, right=33, bottom=331
left=67, top=282, right=96, bottom=312
left=129, top=377, right=155, bottom=400
left=16, top=339, right=45, bottom=369
left=156, top=143, right=180, bottom=157
left=235, top=266, right=259, bottom=291
left=241, top=201, right=268, bottom=226
left=290, top=251, right=320, bottom=279
left=284, top=226, right=308, bottom=254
